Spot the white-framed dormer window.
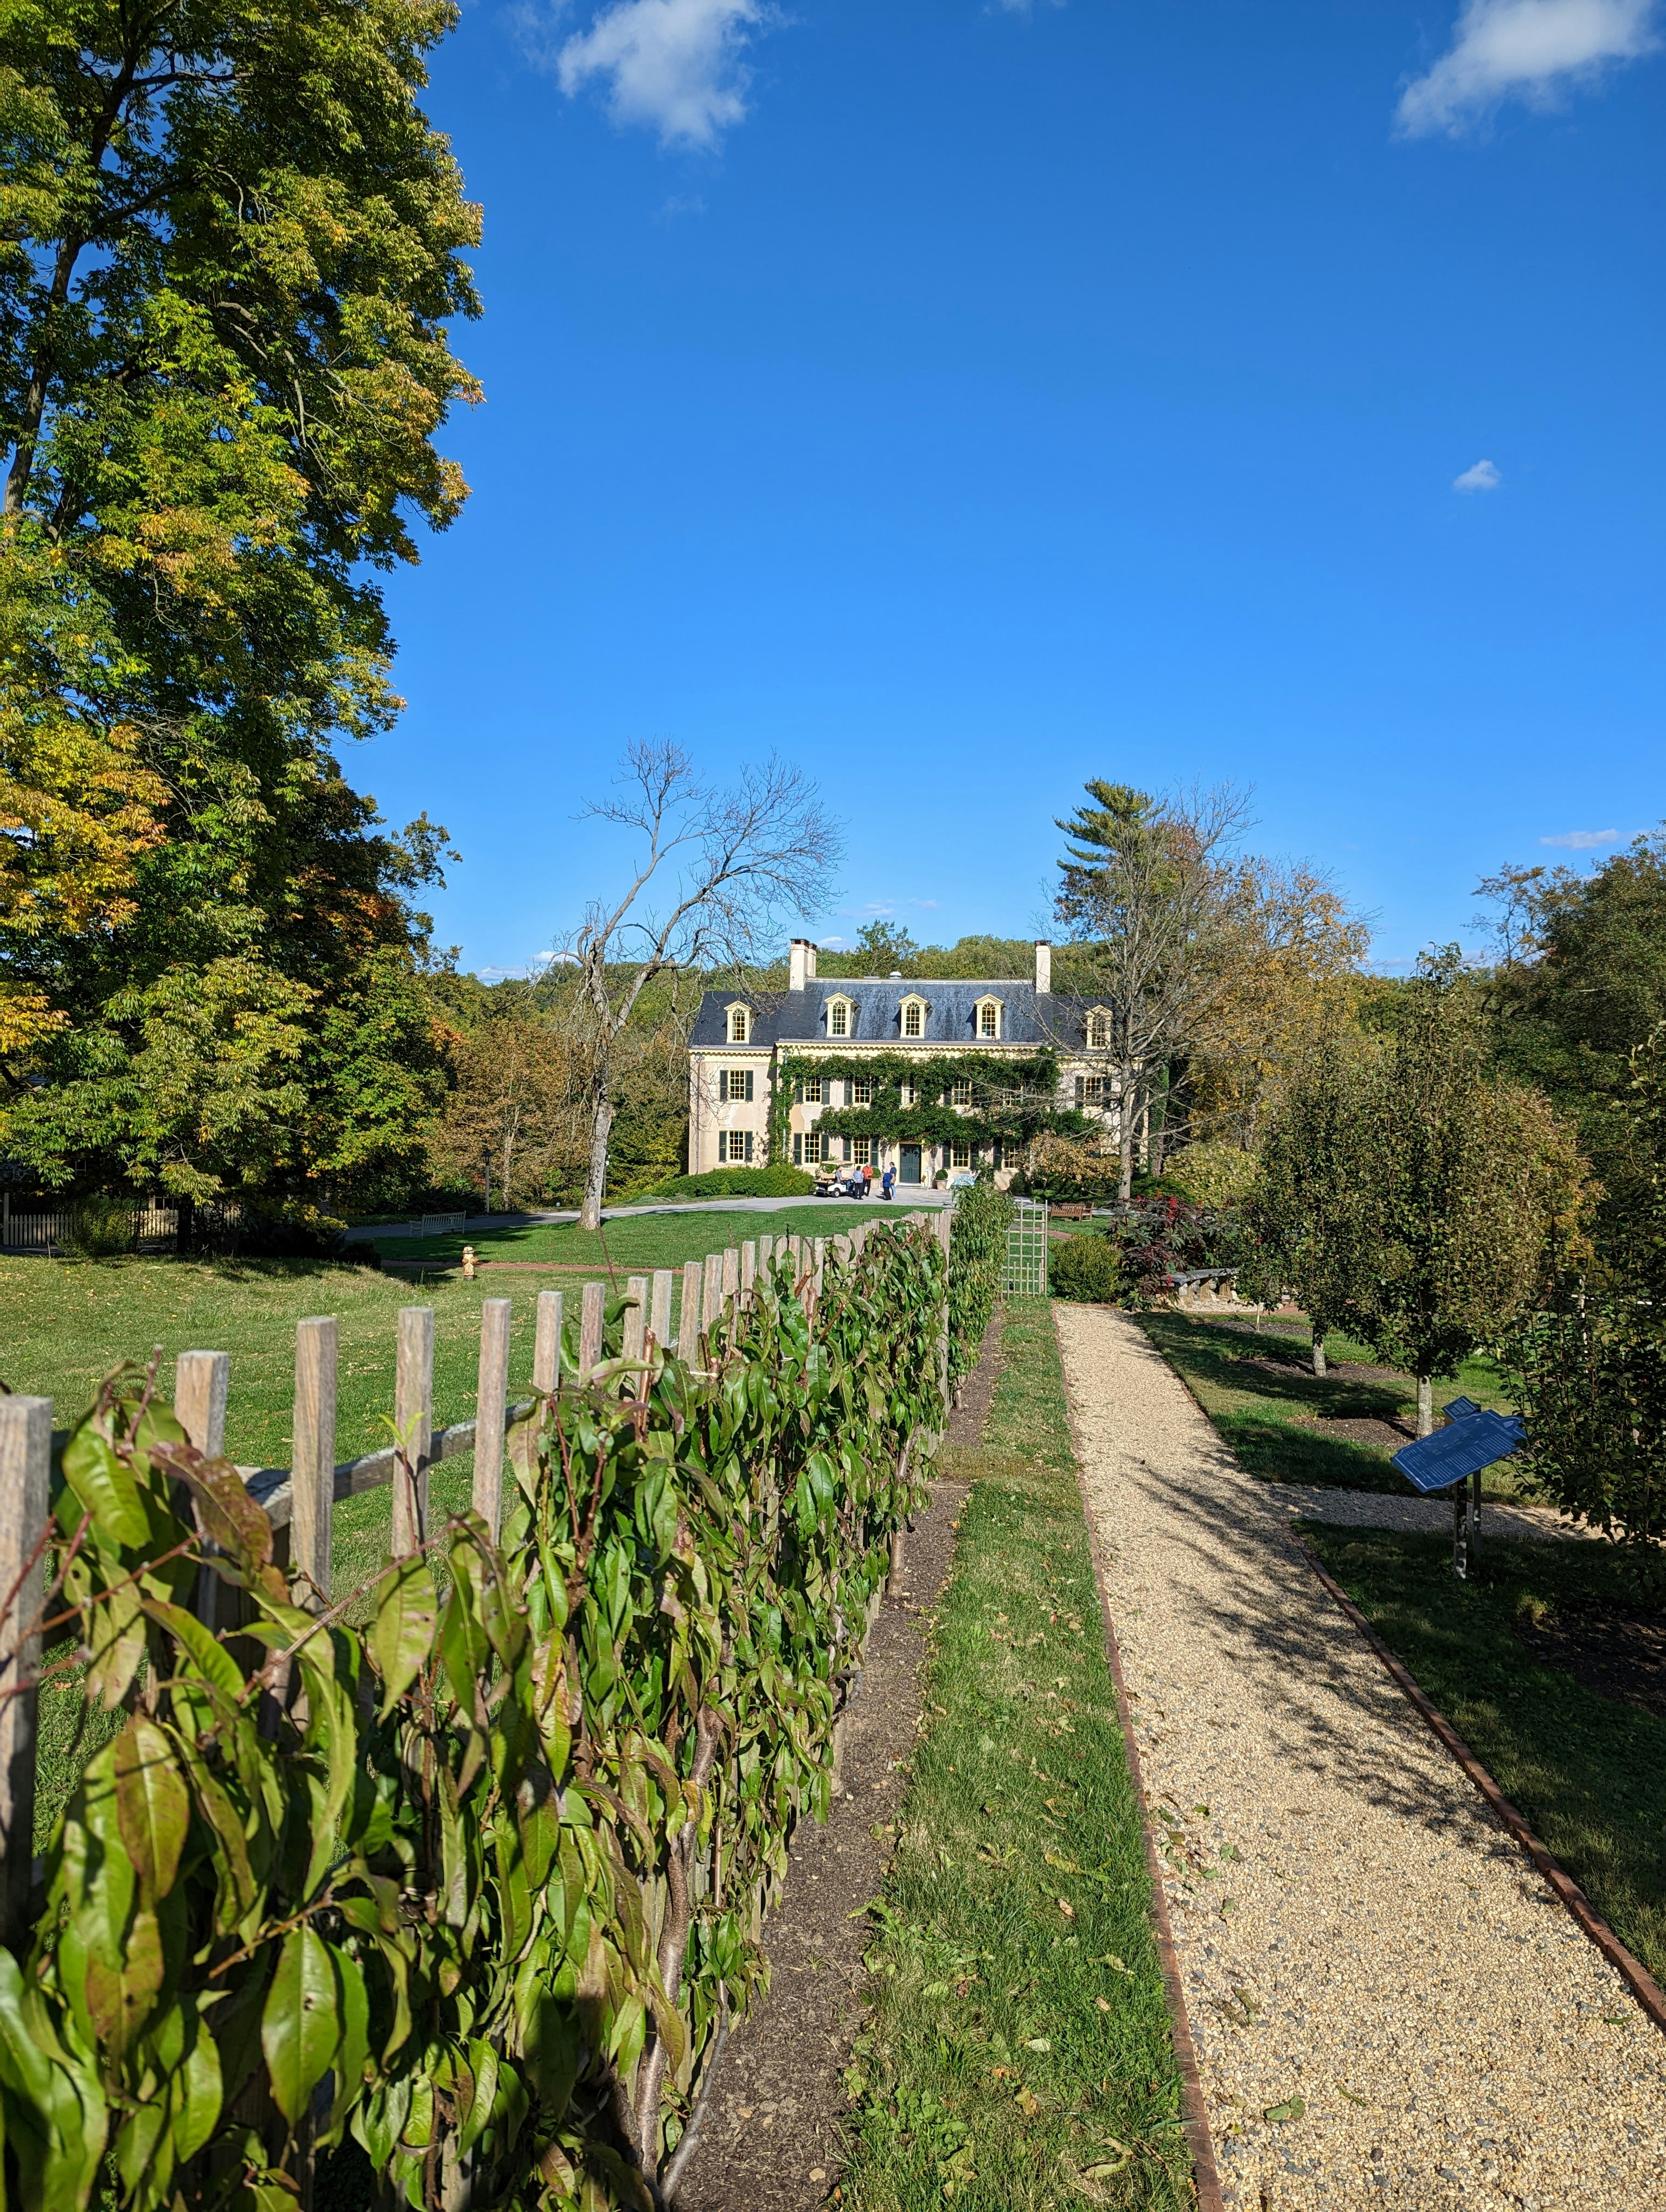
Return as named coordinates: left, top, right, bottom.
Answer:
left=727, top=1003, right=750, bottom=1044
left=1086, top=1008, right=1111, bottom=1050
left=827, top=995, right=854, bottom=1038
left=975, top=995, right=1003, bottom=1040
left=900, top=994, right=928, bottom=1039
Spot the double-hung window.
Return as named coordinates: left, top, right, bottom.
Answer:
left=801, top=1077, right=823, bottom=1104
left=725, top=1068, right=754, bottom=1102
left=950, top=1139, right=972, bottom=1169
left=950, top=1080, right=972, bottom=1108
left=719, top=1130, right=754, bottom=1163
left=852, top=1136, right=872, bottom=1165
left=851, top=1078, right=873, bottom=1106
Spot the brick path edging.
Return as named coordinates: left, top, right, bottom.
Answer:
left=1303, top=1545, right=1666, bottom=2039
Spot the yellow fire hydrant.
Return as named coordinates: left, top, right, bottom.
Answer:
left=460, top=1244, right=477, bottom=1281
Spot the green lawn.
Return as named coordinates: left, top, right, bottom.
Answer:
left=1304, top=1524, right=1666, bottom=1984
left=840, top=1300, right=1193, bottom=2212
left=382, top=1200, right=874, bottom=1266
left=1137, top=1310, right=1522, bottom=1496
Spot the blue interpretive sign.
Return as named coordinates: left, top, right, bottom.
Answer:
left=1391, top=1409, right=1524, bottom=1495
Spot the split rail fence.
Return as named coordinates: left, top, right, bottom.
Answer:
left=0, top=1212, right=951, bottom=1938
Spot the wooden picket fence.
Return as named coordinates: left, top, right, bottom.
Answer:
left=0, top=1214, right=949, bottom=1941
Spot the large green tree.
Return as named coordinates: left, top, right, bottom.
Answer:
left=0, top=0, right=479, bottom=1209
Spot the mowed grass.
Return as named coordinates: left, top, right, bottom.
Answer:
left=385, top=1200, right=875, bottom=1266
left=1304, top=1524, right=1666, bottom=1984
left=839, top=1299, right=1194, bottom=2212
left=1137, top=1311, right=1521, bottom=1496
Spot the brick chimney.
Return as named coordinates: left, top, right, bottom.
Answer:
left=789, top=938, right=818, bottom=991
left=1034, top=940, right=1052, bottom=994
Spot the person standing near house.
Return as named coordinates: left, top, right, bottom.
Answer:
left=881, top=1163, right=895, bottom=1200
left=861, top=1160, right=874, bottom=1195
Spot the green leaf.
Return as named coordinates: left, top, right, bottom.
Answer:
left=325, top=1949, right=371, bottom=2135
left=170, top=1998, right=224, bottom=2165
left=261, top=1924, right=341, bottom=2125
left=114, top=1720, right=190, bottom=1898
left=370, top=1555, right=438, bottom=1717
left=1264, top=2097, right=1306, bottom=2124
left=61, top=1422, right=149, bottom=1547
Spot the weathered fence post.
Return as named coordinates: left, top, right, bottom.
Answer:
left=740, top=1240, right=757, bottom=1302
left=757, top=1232, right=774, bottom=1277
left=534, top=1289, right=563, bottom=1392
left=722, top=1246, right=739, bottom=1311
left=578, top=1281, right=605, bottom=1378
left=474, top=1299, right=512, bottom=1541
left=679, top=1260, right=703, bottom=1358
left=650, top=1269, right=674, bottom=1349
left=177, top=1350, right=231, bottom=1629
left=175, top=1348, right=229, bottom=1461
left=624, top=1277, right=649, bottom=1367
left=703, top=1249, right=724, bottom=1334
left=392, top=1307, right=434, bottom=1557
left=291, top=1322, right=337, bottom=1609
left=0, top=1394, right=50, bottom=1944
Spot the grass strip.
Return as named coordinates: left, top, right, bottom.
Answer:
left=838, top=1298, right=1194, bottom=2211
left=1304, top=1523, right=1666, bottom=1985
left=1137, top=1311, right=1520, bottom=1496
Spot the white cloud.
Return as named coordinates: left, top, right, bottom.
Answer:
left=549, top=0, right=771, bottom=148
left=1398, top=0, right=1659, bottom=135
left=1453, top=457, right=1502, bottom=492
left=1541, top=827, right=1620, bottom=847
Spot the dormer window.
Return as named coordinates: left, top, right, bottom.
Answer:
left=975, top=996, right=1003, bottom=1040
left=727, top=1003, right=751, bottom=1044
left=1086, top=1008, right=1111, bottom=1050
left=900, top=994, right=928, bottom=1039
left=827, top=995, right=854, bottom=1038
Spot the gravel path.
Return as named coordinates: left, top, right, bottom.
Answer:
left=1055, top=1304, right=1666, bottom=2212
left=1263, top=1486, right=1594, bottom=1545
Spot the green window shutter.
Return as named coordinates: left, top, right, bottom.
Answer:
left=744, top=1131, right=754, bottom=1161
left=793, top=1133, right=802, bottom=1165
left=745, top=1070, right=754, bottom=1102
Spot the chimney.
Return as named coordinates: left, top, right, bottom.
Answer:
left=789, top=938, right=817, bottom=991
left=1034, top=940, right=1052, bottom=994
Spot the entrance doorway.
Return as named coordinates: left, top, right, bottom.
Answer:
left=900, top=1144, right=922, bottom=1184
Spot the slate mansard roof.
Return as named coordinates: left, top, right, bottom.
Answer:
left=689, top=980, right=1101, bottom=1051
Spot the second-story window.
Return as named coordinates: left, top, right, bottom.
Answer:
left=802, top=1078, right=823, bottom=1104
left=951, top=1080, right=972, bottom=1107
left=851, top=1078, right=873, bottom=1105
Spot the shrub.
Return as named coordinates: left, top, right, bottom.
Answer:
left=947, top=1179, right=1013, bottom=1388
left=1161, top=1141, right=1260, bottom=1208
left=62, top=1194, right=138, bottom=1258
left=629, top=1166, right=815, bottom=1201
left=1050, top=1230, right=1124, bottom=1302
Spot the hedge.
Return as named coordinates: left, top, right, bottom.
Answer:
left=0, top=1222, right=946, bottom=2209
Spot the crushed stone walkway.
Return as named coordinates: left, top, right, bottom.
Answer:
left=1055, top=1304, right=1666, bottom=2212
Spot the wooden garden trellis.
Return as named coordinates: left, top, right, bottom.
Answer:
left=0, top=1211, right=952, bottom=1947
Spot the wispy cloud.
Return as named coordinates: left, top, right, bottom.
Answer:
left=989, top=0, right=1065, bottom=15
left=1398, top=0, right=1659, bottom=136
left=1541, top=828, right=1620, bottom=848
left=1453, top=457, right=1502, bottom=493
left=529, top=0, right=774, bottom=149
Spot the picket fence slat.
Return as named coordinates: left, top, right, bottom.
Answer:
left=473, top=1300, right=512, bottom=1541
left=392, top=1306, right=434, bottom=1558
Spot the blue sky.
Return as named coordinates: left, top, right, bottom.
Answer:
left=364, top=0, right=1665, bottom=976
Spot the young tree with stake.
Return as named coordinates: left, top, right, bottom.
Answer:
left=564, top=742, right=841, bottom=1230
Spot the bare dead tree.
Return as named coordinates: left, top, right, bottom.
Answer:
left=1050, top=781, right=1250, bottom=1200
left=562, top=742, right=842, bottom=1229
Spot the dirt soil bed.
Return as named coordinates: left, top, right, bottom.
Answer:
left=672, top=1489, right=980, bottom=2205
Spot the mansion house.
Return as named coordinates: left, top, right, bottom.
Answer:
left=687, top=939, right=1118, bottom=1187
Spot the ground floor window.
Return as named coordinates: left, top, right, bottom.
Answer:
left=719, top=1129, right=753, bottom=1164
left=950, top=1139, right=972, bottom=1169
left=794, top=1132, right=825, bottom=1165
left=851, top=1136, right=872, bottom=1165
